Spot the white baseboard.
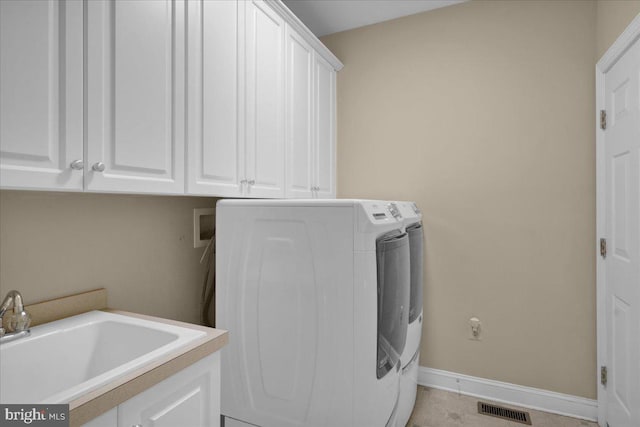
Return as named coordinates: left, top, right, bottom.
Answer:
left=418, top=367, right=598, bottom=422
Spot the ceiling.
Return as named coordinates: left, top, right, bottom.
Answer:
left=282, top=0, right=467, bottom=37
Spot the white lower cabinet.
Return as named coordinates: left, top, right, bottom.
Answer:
left=81, top=352, right=220, bottom=427
left=223, top=417, right=255, bottom=427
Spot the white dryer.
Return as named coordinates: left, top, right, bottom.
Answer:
left=216, top=199, right=410, bottom=427
left=394, top=201, right=424, bottom=427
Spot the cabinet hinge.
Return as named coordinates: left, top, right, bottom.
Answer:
left=600, top=238, right=607, bottom=258
left=601, top=366, right=608, bottom=386
left=600, top=110, right=607, bottom=130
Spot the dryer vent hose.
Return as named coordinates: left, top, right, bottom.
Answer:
left=200, top=229, right=216, bottom=327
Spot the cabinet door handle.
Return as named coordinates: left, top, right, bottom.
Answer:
left=92, top=162, right=106, bottom=172
left=248, top=179, right=255, bottom=185
left=70, top=160, right=84, bottom=170
left=240, top=179, right=247, bottom=184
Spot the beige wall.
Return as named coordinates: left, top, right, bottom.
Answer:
left=323, top=0, right=598, bottom=398
left=596, top=0, right=640, bottom=58
left=0, top=190, right=216, bottom=325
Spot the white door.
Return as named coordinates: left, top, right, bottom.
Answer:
left=285, top=25, right=314, bottom=199
left=85, top=0, right=185, bottom=194
left=313, top=54, right=336, bottom=199
left=186, top=0, right=242, bottom=197
left=244, top=0, right=285, bottom=198
left=0, top=0, right=83, bottom=191
left=604, top=34, right=640, bottom=427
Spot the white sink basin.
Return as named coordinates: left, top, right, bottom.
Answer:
left=0, top=310, right=205, bottom=404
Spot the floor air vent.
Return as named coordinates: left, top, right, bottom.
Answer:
left=477, top=402, right=532, bottom=425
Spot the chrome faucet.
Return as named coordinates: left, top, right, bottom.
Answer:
left=0, top=290, right=31, bottom=344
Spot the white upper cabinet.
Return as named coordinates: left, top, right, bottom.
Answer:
left=0, top=0, right=84, bottom=191
left=1, top=0, right=341, bottom=198
left=285, top=28, right=336, bottom=199
left=285, top=25, right=314, bottom=199
left=186, top=0, right=242, bottom=197
left=314, top=53, right=337, bottom=199
left=243, top=0, right=285, bottom=198
left=85, top=0, right=185, bottom=194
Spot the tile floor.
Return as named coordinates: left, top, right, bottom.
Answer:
left=408, top=387, right=598, bottom=427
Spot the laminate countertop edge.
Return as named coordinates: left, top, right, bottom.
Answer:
left=68, top=309, right=228, bottom=427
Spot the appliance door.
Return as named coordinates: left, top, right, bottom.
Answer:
left=407, top=222, right=424, bottom=323
left=376, top=231, right=410, bottom=379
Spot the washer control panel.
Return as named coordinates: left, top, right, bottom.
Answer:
left=360, top=201, right=403, bottom=222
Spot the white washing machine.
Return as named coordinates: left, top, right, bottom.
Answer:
left=216, top=199, right=410, bottom=427
left=394, top=201, right=424, bottom=427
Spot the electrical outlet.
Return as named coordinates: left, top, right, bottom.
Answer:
left=469, top=317, right=481, bottom=340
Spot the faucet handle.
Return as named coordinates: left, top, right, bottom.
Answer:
left=8, top=310, right=31, bottom=333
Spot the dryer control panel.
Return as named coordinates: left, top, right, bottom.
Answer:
left=387, top=203, right=402, bottom=220
left=395, top=201, right=422, bottom=223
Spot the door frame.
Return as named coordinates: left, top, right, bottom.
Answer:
left=595, top=14, right=640, bottom=427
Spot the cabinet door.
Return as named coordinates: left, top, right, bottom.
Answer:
left=119, top=352, right=220, bottom=427
left=85, top=0, right=185, bottom=194
left=285, top=25, right=314, bottom=199
left=314, top=53, right=336, bottom=199
left=0, top=0, right=83, bottom=191
left=186, top=0, right=242, bottom=197
left=244, top=0, right=285, bottom=198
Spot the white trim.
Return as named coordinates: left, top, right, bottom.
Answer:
left=597, top=14, right=640, bottom=73
left=595, top=12, right=640, bottom=427
left=595, top=63, right=607, bottom=426
left=418, top=367, right=597, bottom=422
left=267, top=0, right=344, bottom=71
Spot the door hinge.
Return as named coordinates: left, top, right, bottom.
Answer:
left=600, top=110, right=607, bottom=130
left=600, top=238, right=607, bottom=258
left=601, top=366, right=608, bottom=386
